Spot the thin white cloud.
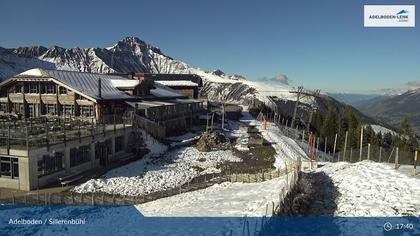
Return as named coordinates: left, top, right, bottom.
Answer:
left=406, top=80, right=420, bottom=89
left=259, top=73, right=289, bottom=85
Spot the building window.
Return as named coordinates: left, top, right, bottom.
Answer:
left=0, top=157, right=19, bottom=179
left=0, top=103, right=7, bottom=112
left=12, top=103, right=24, bottom=114
left=59, top=87, right=67, bottom=95
left=37, top=152, right=64, bottom=177
left=14, top=85, right=22, bottom=93
left=45, top=104, right=56, bottom=115
left=75, top=94, right=88, bottom=100
left=61, top=105, right=74, bottom=117
left=28, top=103, right=40, bottom=117
left=44, top=84, right=56, bottom=94
left=28, top=84, right=39, bottom=93
left=80, top=105, right=94, bottom=117
left=70, top=146, right=91, bottom=167
left=115, top=136, right=124, bottom=152
left=28, top=104, right=36, bottom=117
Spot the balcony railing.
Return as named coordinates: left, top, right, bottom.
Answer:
left=0, top=114, right=133, bottom=153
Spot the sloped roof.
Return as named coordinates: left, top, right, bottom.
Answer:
left=150, top=82, right=186, bottom=98
left=155, top=80, right=198, bottom=87
left=14, top=68, right=135, bottom=101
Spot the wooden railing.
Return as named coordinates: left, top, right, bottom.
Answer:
left=132, top=114, right=166, bottom=141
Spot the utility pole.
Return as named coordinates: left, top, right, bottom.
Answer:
left=290, top=86, right=303, bottom=129
left=289, top=87, right=321, bottom=133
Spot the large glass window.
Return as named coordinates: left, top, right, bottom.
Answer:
left=44, top=84, right=56, bottom=94
left=59, top=87, right=67, bottom=95
left=28, top=103, right=37, bottom=117
left=62, top=105, right=74, bottom=117
left=0, top=157, right=19, bottom=179
left=14, top=85, right=22, bottom=93
left=80, top=105, right=94, bottom=117
left=0, top=103, right=7, bottom=112
left=12, top=103, right=24, bottom=114
left=37, top=152, right=64, bottom=177
left=70, top=145, right=91, bottom=167
left=28, top=84, right=39, bottom=93
left=45, top=104, right=56, bottom=115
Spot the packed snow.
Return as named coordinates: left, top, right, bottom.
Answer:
left=136, top=175, right=291, bottom=217
left=73, top=146, right=240, bottom=196
left=315, top=161, right=420, bottom=216
left=73, top=129, right=240, bottom=196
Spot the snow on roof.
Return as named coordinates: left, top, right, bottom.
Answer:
left=20, top=68, right=46, bottom=77
left=134, top=100, right=177, bottom=109
left=155, top=80, right=198, bottom=87
left=150, top=83, right=186, bottom=98
left=110, top=79, right=140, bottom=89
left=15, top=68, right=135, bottom=101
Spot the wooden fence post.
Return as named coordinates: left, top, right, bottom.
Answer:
left=395, top=147, right=399, bottom=169
left=359, top=127, right=363, bottom=161
left=333, top=133, right=338, bottom=158
left=379, top=146, right=382, bottom=162
left=324, top=137, right=327, bottom=153
left=413, top=150, right=418, bottom=176
left=343, top=131, right=348, bottom=162
left=367, top=143, right=371, bottom=160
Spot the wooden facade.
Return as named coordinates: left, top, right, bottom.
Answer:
left=0, top=79, right=144, bottom=122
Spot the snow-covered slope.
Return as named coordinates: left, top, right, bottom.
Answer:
left=365, top=124, right=397, bottom=136
left=136, top=176, right=290, bottom=217
left=316, top=161, right=420, bottom=216
left=0, top=36, right=295, bottom=105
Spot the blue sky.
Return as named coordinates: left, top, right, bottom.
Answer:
left=0, top=0, right=418, bottom=93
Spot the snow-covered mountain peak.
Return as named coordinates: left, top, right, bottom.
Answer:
left=0, top=36, right=299, bottom=105
left=109, top=36, right=164, bottom=56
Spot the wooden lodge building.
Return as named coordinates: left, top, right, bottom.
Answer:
left=0, top=68, right=205, bottom=191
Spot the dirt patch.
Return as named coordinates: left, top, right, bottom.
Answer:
left=220, top=135, right=276, bottom=173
